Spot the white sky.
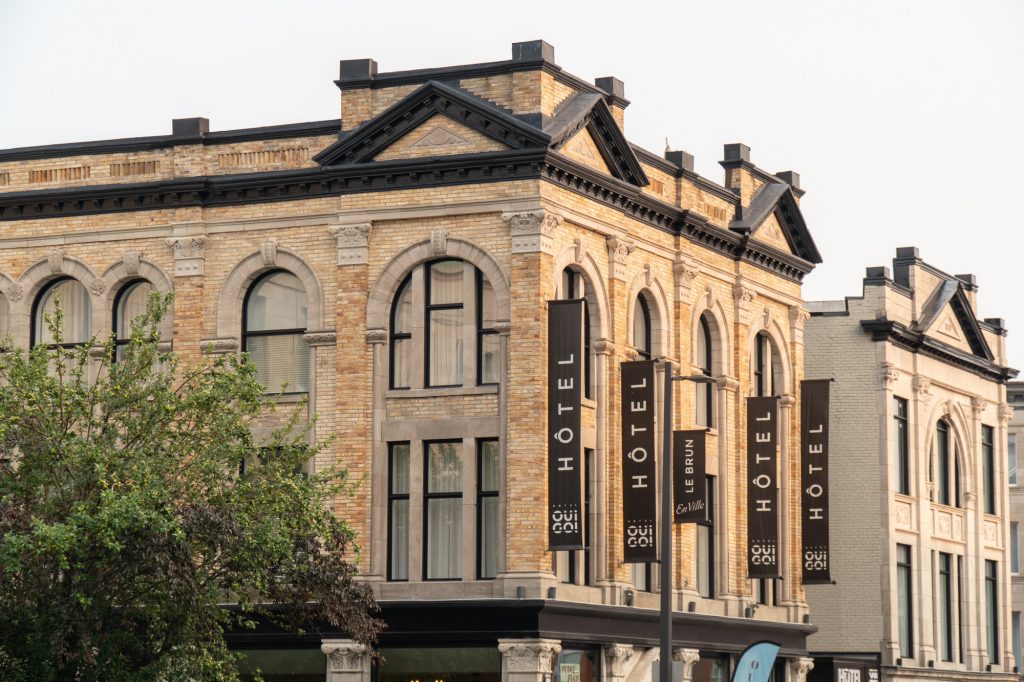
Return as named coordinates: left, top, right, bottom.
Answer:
left=2, top=0, right=1022, bottom=368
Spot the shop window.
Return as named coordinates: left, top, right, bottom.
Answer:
left=477, top=439, right=500, bottom=579
left=243, top=270, right=308, bottom=394
left=554, top=649, right=600, bottom=682
left=113, top=279, right=154, bottom=362
left=695, top=314, right=714, bottom=427
left=425, top=441, right=463, bottom=580
left=32, top=277, right=91, bottom=348
left=377, top=647, right=500, bottom=682
left=236, top=648, right=326, bottom=682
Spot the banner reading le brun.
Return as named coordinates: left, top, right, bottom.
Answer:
left=548, top=299, right=585, bottom=551
left=747, top=396, right=780, bottom=578
left=621, top=360, right=657, bottom=562
left=674, top=430, right=706, bottom=523
left=801, top=379, right=832, bottom=584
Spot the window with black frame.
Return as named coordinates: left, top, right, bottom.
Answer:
left=424, top=441, right=462, bottom=580
left=938, top=551, right=953, bottom=661
left=695, top=314, right=714, bottom=427
left=983, top=424, right=995, bottom=514
left=390, top=275, right=413, bottom=389
left=986, top=560, right=999, bottom=664
left=895, top=396, right=910, bottom=494
left=242, top=270, right=308, bottom=394
left=752, top=331, right=779, bottom=606
left=32, top=277, right=92, bottom=349
left=697, top=475, right=715, bottom=598
left=388, top=442, right=410, bottom=582
left=426, top=261, right=464, bottom=387
left=633, top=294, right=651, bottom=359
left=477, top=439, right=499, bottom=579
left=561, top=267, right=592, bottom=400
left=477, top=271, right=499, bottom=385
left=897, top=543, right=914, bottom=659
left=113, top=279, right=155, bottom=362
left=934, top=420, right=962, bottom=508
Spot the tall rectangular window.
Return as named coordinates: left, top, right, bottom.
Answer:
left=426, top=261, right=465, bottom=387
left=1010, top=433, right=1018, bottom=486
left=986, top=560, right=999, bottom=664
left=1013, top=522, right=1020, bottom=575
left=388, top=443, right=410, bottom=581
left=983, top=424, right=995, bottom=515
left=425, top=441, right=462, bottom=580
left=897, top=544, right=914, bottom=659
left=477, top=440, right=500, bottom=579
left=1013, top=612, right=1021, bottom=673
left=937, top=421, right=951, bottom=506
left=957, top=555, right=965, bottom=663
left=939, top=552, right=953, bottom=661
left=697, top=476, right=715, bottom=598
left=477, top=271, right=500, bottom=385
left=895, top=397, right=910, bottom=494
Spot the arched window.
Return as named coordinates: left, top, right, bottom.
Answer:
left=753, top=331, right=782, bottom=397
left=113, top=279, right=154, bottom=362
left=633, top=295, right=651, bottom=359
left=561, top=267, right=593, bottom=400
left=695, top=314, right=714, bottom=427
left=32, top=278, right=91, bottom=348
left=388, top=259, right=497, bottom=390
left=243, top=270, right=308, bottom=394
left=934, top=420, right=962, bottom=508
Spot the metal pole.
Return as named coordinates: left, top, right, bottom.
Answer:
left=660, top=359, right=673, bottom=682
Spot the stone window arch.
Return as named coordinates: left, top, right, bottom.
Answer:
left=112, top=279, right=155, bottom=362
left=625, top=269, right=670, bottom=362
left=32, top=277, right=91, bottom=348
left=100, top=254, right=175, bottom=346
left=15, top=252, right=100, bottom=349
left=927, top=413, right=970, bottom=510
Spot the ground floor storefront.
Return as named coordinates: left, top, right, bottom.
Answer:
left=227, top=599, right=816, bottom=682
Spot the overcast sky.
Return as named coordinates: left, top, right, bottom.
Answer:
left=2, top=0, right=1022, bottom=367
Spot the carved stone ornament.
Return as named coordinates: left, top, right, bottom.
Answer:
left=733, top=282, right=756, bottom=309
left=672, top=648, right=701, bottom=682
left=719, top=375, right=740, bottom=392
left=365, top=328, right=388, bottom=344
left=789, top=305, right=810, bottom=326
left=970, top=395, right=985, bottom=417
left=762, top=306, right=772, bottom=329
left=430, top=229, right=449, bottom=256
left=88, top=345, right=108, bottom=359
left=320, top=641, right=367, bottom=673
left=329, top=222, right=373, bottom=266
left=88, top=277, right=106, bottom=296
left=497, top=640, right=562, bottom=674
left=594, top=337, right=615, bottom=356
left=303, top=331, right=337, bottom=347
left=1000, top=403, right=1015, bottom=424
left=166, top=236, right=208, bottom=277
left=643, top=263, right=653, bottom=287
left=5, top=282, right=23, bottom=303
left=604, top=644, right=636, bottom=677
left=200, top=337, right=239, bottom=355
left=881, top=362, right=900, bottom=384
left=122, top=250, right=142, bottom=276
left=913, top=375, right=932, bottom=402
left=46, top=247, right=66, bottom=275
left=260, top=239, right=279, bottom=267
left=606, top=235, right=635, bottom=280
left=674, top=254, right=700, bottom=301
left=788, top=657, right=815, bottom=682
left=940, top=399, right=951, bottom=418
left=502, top=210, right=562, bottom=255
left=574, top=236, right=587, bottom=264
left=493, top=320, right=512, bottom=335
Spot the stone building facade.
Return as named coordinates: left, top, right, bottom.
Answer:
left=0, top=42, right=824, bottom=682
left=804, top=249, right=1018, bottom=682
left=1008, top=381, right=1024, bottom=676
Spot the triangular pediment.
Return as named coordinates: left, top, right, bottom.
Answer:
left=545, top=93, right=648, bottom=186
left=313, top=80, right=549, bottom=166
left=730, top=183, right=821, bottom=264
left=373, top=114, right=508, bottom=161
left=914, top=279, right=993, bottom=360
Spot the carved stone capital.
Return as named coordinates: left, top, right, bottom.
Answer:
left=122, top=250, right=142, bottom=276
left=320, top=640, right=367, bottom=673
left=673, top=647, right=701, bottom=682
left=913, top=375, right=932, bottom=403
left=88, top=345, right=108, bottom=359
left=503, top=210, right=561, bottom=255
left=1000, top=403, right=1015, bottom=425
left=881, top=362, right=900, bottom=384
left=623, top=346, right=639, bottom=361
left=200, top=337, right=238, bottom=355
left=303, top=331, right=337, bottom=347
left=498, top=639, right=561, bottom=674
left=674, top=254, right=700, bottom=301
left=166, top=236, right=208, bottom=276
left=261, top=239, right=279, bottom=267
left=329, top=222, right=372, bottom=266
left=604, top=643, right=637, bottom=677
left=779, top=393, right=797, bottom=408
left=365, top=328, right=388, bottom=345
left=45, top=247, right=67, bottom=275
left=788, top=656, right=815, bottom=682
left=970, top=395, right=986, bottom=417
left=718, top=375, right=740, bottom=392
left=733, top=282, right=757, bottom=311
left=493, top=320, right=512, bottom=336
left=606, top=235, right=635, bottom=280
left=594, top=337, right=615, bottom=356
left=789, top=305, right=810, bottom=326
left=5, top=282, right=23, bottom=303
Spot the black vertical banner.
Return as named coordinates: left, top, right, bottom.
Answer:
left=548, top=300, right=585, bottom=550
left=621, top=361, right=657, bottom=562
left=674, top=430, right=707, bottom=523
left=747, top=396, right=780, bottom=578
left=801, top=379, right=832, bottom=584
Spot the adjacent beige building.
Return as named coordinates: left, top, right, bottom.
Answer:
left=805, top=248, right=1018, bottom=682
left=1008, top=381, right=1024, bottom=676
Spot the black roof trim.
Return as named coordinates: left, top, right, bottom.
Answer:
left=545, top=94, right=648, bottom=186
left=860, top=319, right=1017, bottom=382
left=729, top=183, right=822, bottom=264
left=630, top=144, right=740, bottom=204
left=913, top=279, right=993, bottom=361
left=0, top=120, right=342, bottom=162
left=720, top=157, right=806, bottom=198
left=0, top=147, right=815, bottom=283
left=313, top=81, right=547, bottom=166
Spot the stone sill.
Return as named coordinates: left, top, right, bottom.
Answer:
left=388, top=384, right=499, bottom=400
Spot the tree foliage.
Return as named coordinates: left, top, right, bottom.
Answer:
left=0, top=294, right=381, bottom=680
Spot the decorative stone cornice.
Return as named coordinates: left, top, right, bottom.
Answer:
left=200, top=337, right=238, bottom=355
left=5, top=282, right=23, bottom=303
left=166, top=236, right=208, bottom=276
left=303, top=331, right=337, bottom=347
left=497, top=639, right=561, bottom=674
left=122, top=250, right=142, bottom=276
left=260, top=239, right=279, bottom=267
left=881, top=362, right=900, bottom=384
left=674, top=254, right=700, bottom=301
left=606, top=235, right=636, bottom=281
left=47, top=247, right=66, bottom=275
left=320, top=641, right=367, bottom=673
left=787, top=657, right=815, bottom=682
left=604, top=644, right=636, bottom=677
left=365, top=328, right=388, bottom=345
left=503, top=210, right=561, bottom=255
left=329, top=222, right=372, bottom=266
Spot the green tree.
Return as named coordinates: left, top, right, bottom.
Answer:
left=0, top=294, right=381, bottom=681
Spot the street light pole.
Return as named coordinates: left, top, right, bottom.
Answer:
left=659, top=359, right=674, bottom=682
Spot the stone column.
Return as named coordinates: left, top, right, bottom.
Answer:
left=786, top=656, right=814, bottom=682
left=673, top=648, right=700, bottom=682
left=321, top=640, right=370, bottom=682
left=499, top=638, right=561, bottom=682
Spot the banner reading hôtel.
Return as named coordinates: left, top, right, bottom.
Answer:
left=801, top=379, right=832, bottom=584
left=621, top=360, right=657, bottom=562
left=548, top=300, right=585, bottom=551
left=747, top=396, right=780, bottom=578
